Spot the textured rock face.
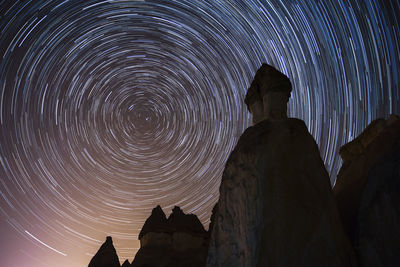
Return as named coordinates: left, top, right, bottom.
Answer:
left=206, top=118, right=357, bottom=267
left=339, top=118, right=388, bottom=163
left=207, top=64, right=356, bottom=267
left=333, top=115, right=400, bottom=266
left=334, top=115, right=400, bottom=241
left=88, top=236, right=121, bottom=267
left=132, top=206, right=208, bottom=267
left=140, top=232, right=171, bottom=248
left=356, top=140, right=400, bottom=267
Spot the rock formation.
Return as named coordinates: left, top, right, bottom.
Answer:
left=333, top=114, right=400, bottom=266
left=87, top=63, right=399, bottom=267
left=132, top=205, right=209, bottom=267
left=244, top=64, right=292, bottom=124
left=121, top=259, right=131, bottom=267
left=88, top=236, right=121, bottom=267
left=138, top=205, right=169, bottom=240
left=206, top=64, right=357, bottom=267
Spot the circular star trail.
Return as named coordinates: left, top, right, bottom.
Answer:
left=0, top=1, right=399, bottom=266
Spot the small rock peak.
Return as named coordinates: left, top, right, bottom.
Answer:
left=139, top=205, right=169, bottom=239
left=171, top=206, right=184, bottom=216
left=152, top=205, right=167, bottom=218
left=121, top=259, right=131, bottom=267
left=167, top=206, right=206, bottom=234
left=88, top=236, right=120, bottom=267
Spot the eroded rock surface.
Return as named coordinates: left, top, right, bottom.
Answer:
left=207, top=64, right=356, bottom=267
left=334, top=115, right=400, bottom=266
left=207, top=119, right=357, bottom=267
left=334, top=115, right=400, bottom=241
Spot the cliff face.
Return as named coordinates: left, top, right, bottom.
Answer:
left=132, top=206, right=209, bottom=267
left=334, top=115, right=400, bottom=266
left=206, top=118, right=357, bottom=267
left=88, top=236, right=121, bottom=267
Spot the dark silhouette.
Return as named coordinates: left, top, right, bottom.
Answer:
left=88, top=65, right=399, bottom=267
left=132, top=205, right=209, bottom=267
left=207, top=64, right=356, bottom=267
left=334, top=114, right=400, bottom=266
left=89, top=236, right=120, bottom=267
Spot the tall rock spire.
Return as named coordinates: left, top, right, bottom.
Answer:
left=207, top=64, right=357, bottom=267
left=88, top=236, right=120, bottom=267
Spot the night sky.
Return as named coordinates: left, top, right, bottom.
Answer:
left=0, top=0, right=399, bottom=266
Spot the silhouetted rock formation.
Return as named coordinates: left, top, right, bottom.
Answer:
left=89, top=236, right=121, bottom=267
left=121, top=259, right=131, bottom=267
left=168, top=206, right=207, bottom=234
left=334, top=114, right=400, bottom=266
left=207, top=64, right=356, bottom=267
left=138, top=205, right=169, bottom=240
left=244, top=64, right=292, bottom=124
left=132, top=206, right=209, bottom=267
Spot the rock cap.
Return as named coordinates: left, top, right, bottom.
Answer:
left=245, top=64, right=292, bottom=108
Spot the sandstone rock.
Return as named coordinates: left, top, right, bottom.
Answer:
left=356, top=139, right=400, bottom=267
left=88, top=236, right=121, bottom=267
left=333, top=115, right=400, bottom=266
left=339, top=118, right=387, bottom=163
left=334, top=115, right=400, bottom=241
left=206, top=119, right=357, bottom=267
left=207, top=64, right=356, bottom=267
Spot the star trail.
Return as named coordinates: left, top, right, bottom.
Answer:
left=0, top=0, right=399, bottom=266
